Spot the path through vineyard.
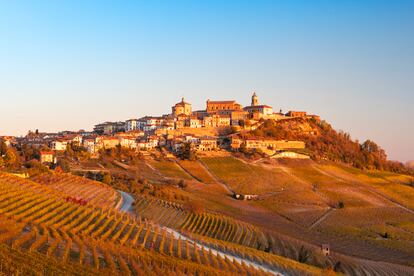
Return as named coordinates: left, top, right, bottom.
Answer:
left=118, top=190, right=134, bottom=213
left=118, top=190, right=284, bottom=275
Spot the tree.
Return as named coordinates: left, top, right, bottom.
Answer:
left=0, top=140, right=7, bottom=156
left=178, top=180, right=187, bottom=189
left=4, top=148, right=19, bottom=168
left=102, top=172, right=112, bottom=185
left=56, top=159, right=70, bottom=172
left=297, top=246, right=312, bottom=263
left=179, top=142, right=196, bottom=161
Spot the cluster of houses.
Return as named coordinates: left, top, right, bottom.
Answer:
left=2, top=93, right=317, bottom=164
left=94, top=92, right=319, bottom=134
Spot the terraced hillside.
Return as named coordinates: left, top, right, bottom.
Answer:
left=0, top=172, right=324, bottom=275
left=31, top=172, right=120, bottom=209
left=169, top=157, right=414, bottom=273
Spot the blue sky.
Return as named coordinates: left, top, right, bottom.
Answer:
left=0, top=0, right=413, bottom=162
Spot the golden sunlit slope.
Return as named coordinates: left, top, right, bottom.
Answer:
left=183, top=157, right=414, bottom=268
left=0, top=171, right=326, bottom=276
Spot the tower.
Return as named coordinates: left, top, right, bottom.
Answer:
left=251, top=92, right=258, bottom=106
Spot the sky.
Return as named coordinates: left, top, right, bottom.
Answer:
left=0, top=0, right=413, bottom=162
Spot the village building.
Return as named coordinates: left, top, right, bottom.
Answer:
left=196, top=137, right=218, bottom=151
left=203, top=114, right=231, bottom=127
left=229, top=110, right=248, bottom=125
left=286, top=111, right=307, bottom=118
left=172, top=97, right=192, bottom=117
left=206, top=100, right=242, bottom=113
left=162, top=119, right=175, bottom=130
left=51, top=139, right=69, bottom=151
left=64, top=134, right=83, bottom=145
left=188, top=117, right=203, bottom=128
left=142, top=117, right=165, bottom=132
left=271, top=151, right=310, bottom=159
left=40, top=151, right=55, bottom=164
left=96, top=136, right=120, bottom=149
left=230, top=137, right=305, bottom=153
left=125, top=119, right=139, bottom=132
left=118, top=136, right=137, bottom=149
left=244, top=92, right=274, bottom=120
left=321, top=244, right=330, bottom=256
left=94, top=121, right=125, bottom=135
left=117, top=130, right=144, bottom=138
left=83, top=138, right=97, bottom=153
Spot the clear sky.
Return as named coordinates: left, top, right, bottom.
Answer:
left=0, top=0, right=413, bottom=162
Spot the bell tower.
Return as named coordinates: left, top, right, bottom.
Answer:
left=251, top=92, right=258, bottom=106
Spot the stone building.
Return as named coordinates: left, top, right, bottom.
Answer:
left=244, top=92, right=274, bottom=119
left=206, top=100, right=242, bottom=113
left=286, top=111, right=307, bottom=117
left=172, top=98, right=192, bottom=117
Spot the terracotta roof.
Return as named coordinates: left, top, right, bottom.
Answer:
left=207, top=100, right=237, bottom=104
left=244, top=105, right=272, bottom=109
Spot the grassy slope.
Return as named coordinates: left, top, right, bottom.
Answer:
left=177, top=160, right=217, bottom=184
left=148, top=159, right=193, bottom=180
left=201, top=157, right=303, bottom=194
left=192, top=157, right=414, bottom=268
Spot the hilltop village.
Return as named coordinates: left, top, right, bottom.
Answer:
left=3, top=93, right=320, bottom=164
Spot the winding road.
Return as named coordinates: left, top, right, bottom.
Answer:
left=117, top=190, right=283, bottom=275
left=117, top=190, right=135, bottom=213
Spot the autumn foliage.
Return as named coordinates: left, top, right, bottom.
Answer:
left=243, top=118, right=412, bottom=174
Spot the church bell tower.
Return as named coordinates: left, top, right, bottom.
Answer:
left=251, top=92, right=258, bottom=106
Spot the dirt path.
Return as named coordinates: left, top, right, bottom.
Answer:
left=173, top=160, right=204, bottom=183
left=118, top=190, right=134, bottom=213
left=308, top=208, right=334, bottom=230
left=117, top=190, right=283, bottom=275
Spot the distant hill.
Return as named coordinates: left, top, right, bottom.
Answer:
left=240, top=118, right=413, bottom=175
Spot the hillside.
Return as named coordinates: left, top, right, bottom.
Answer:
left=60, top=151, right=414, bottom=275
left=1, top=125, right=414, bottom=275
left=240, top=118, right=413, bottom=175
left=0, top=171, right=328, bottom=275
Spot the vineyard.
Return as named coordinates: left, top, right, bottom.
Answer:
left=0, top=171, right=326, bottom=275
left=0, top=157, right=413, bottom=276
left=31, top=172, right=120, bottom=209
left=133, top=195, right=274, bottom=248
left=132, top=194, right=414, bottom=276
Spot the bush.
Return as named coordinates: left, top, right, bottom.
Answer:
left=178, top=180, right=187, bottom=189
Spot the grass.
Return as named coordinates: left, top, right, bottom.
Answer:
left=318, top=163, right=414, bottom=209
left=177, top=160, right=216, bottom=184
left=201, top=157, right=301, bottom=194
left=148, top=159, right=193, bottom=180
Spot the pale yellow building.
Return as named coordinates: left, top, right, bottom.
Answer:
left=172, top=98, right=192, bottom=116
